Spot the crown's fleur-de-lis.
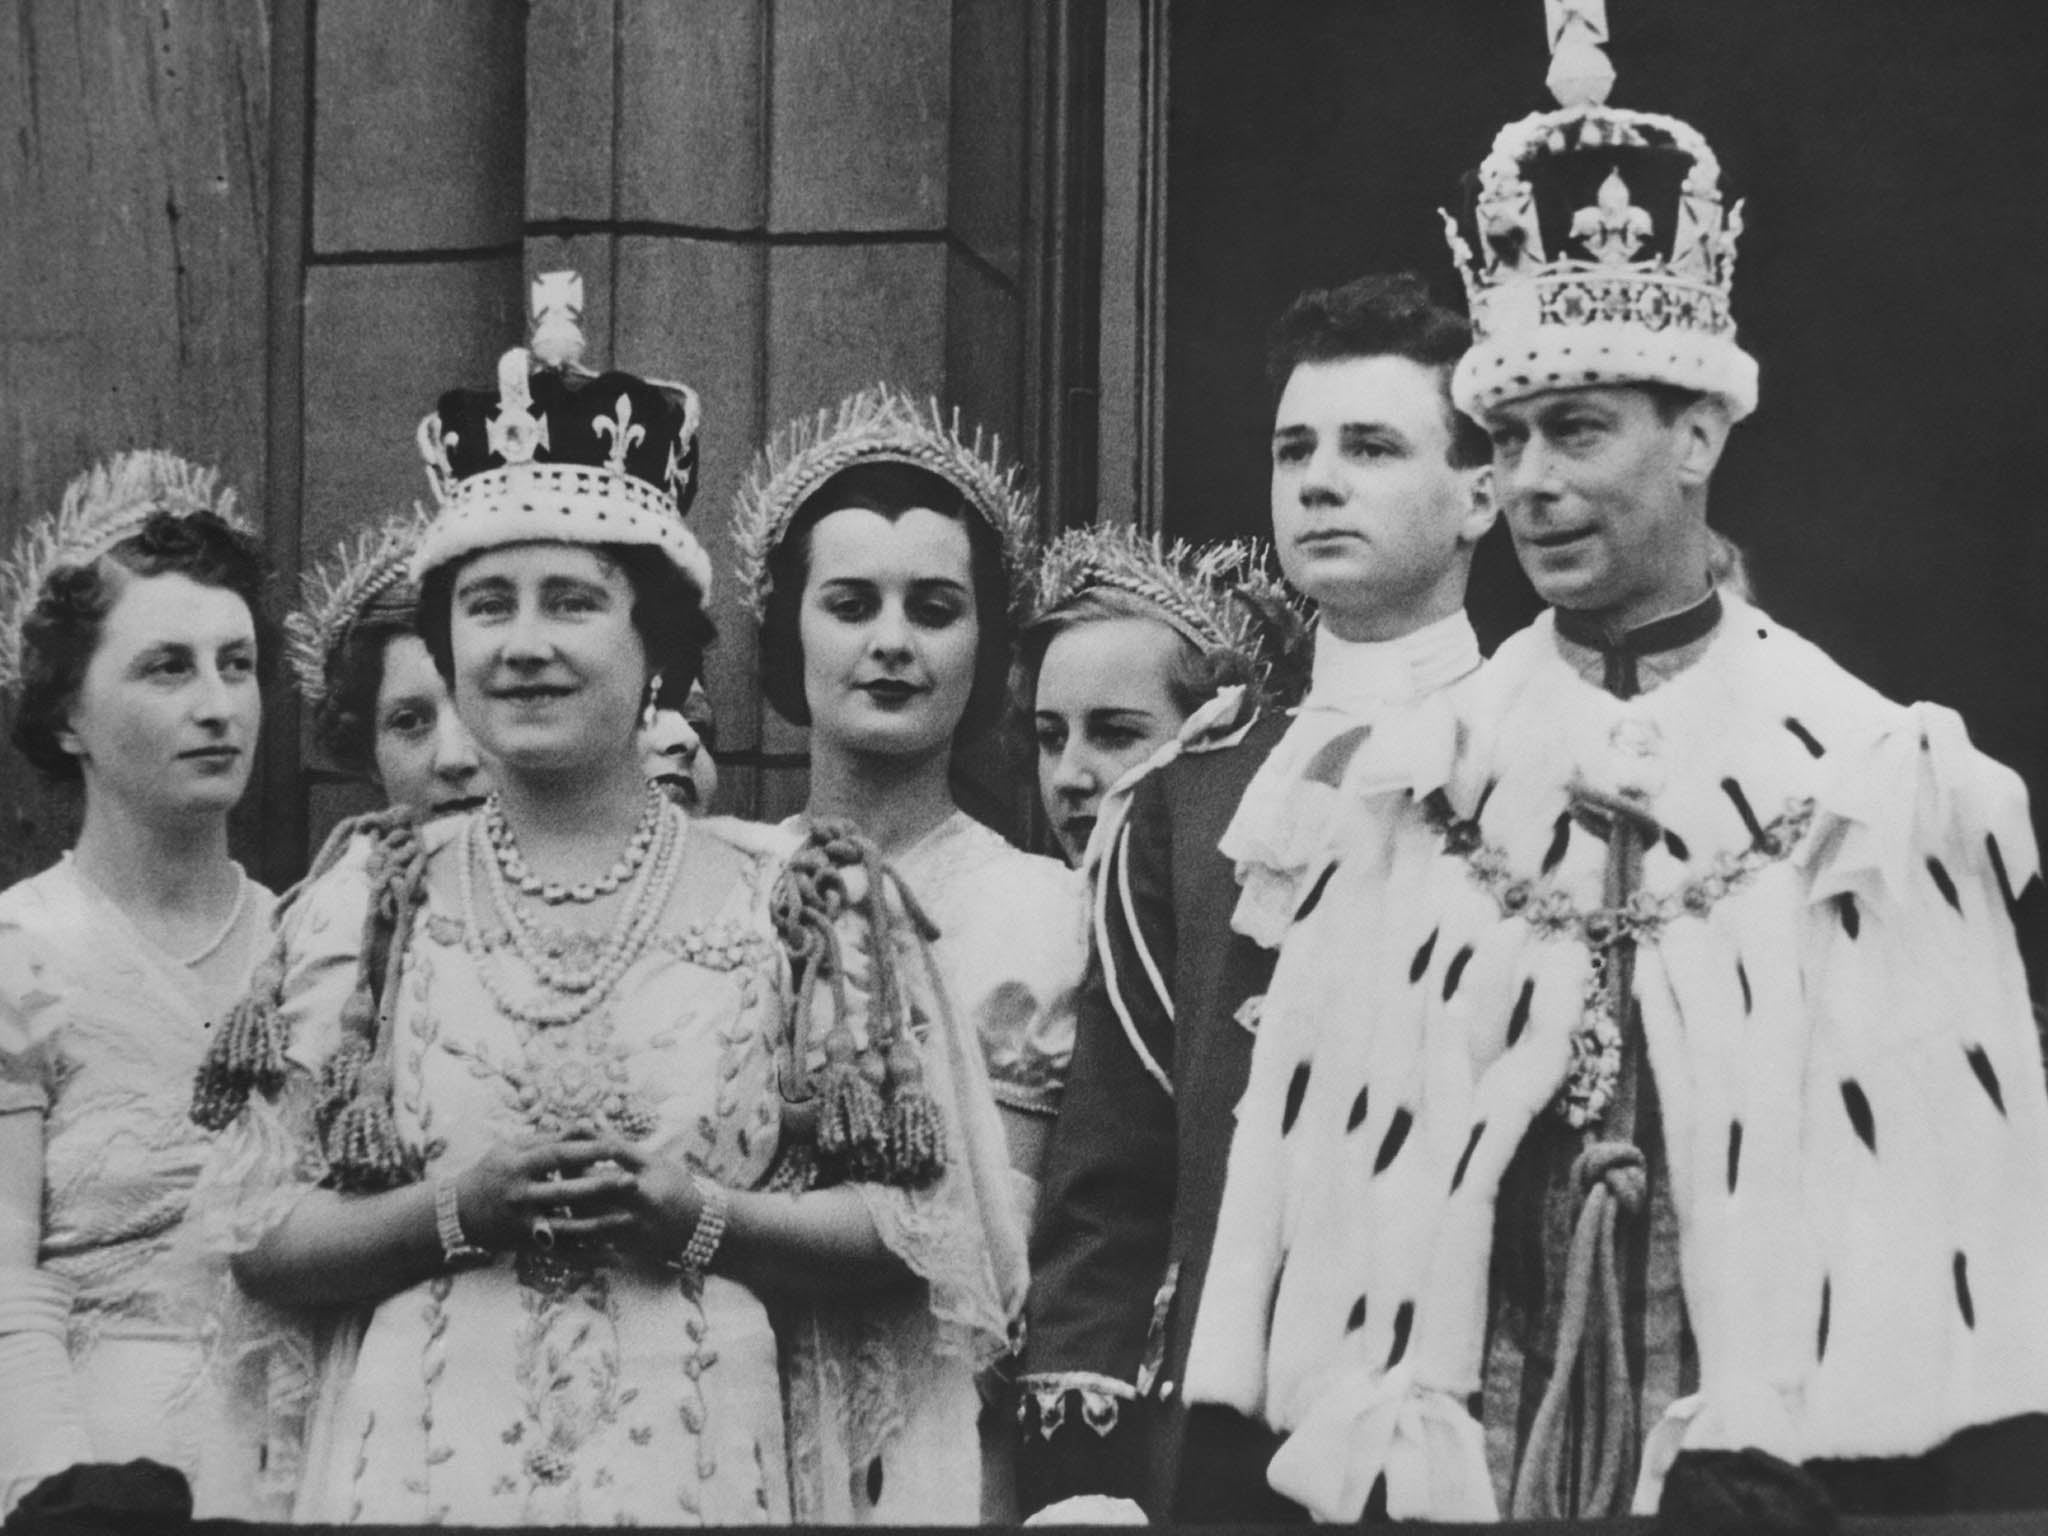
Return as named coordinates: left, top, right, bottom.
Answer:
left=1572, top=168, right=1653, bottom=265
left=594, top=393, right=645, bottom=475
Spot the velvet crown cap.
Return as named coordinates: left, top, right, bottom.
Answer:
left=414, top=272, right=711, bottom=596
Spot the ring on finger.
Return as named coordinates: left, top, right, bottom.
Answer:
left=530, top=1214, right=556, bottom=1251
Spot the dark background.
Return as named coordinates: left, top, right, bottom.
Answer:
left=1163, top=0, right=2048, bottom=826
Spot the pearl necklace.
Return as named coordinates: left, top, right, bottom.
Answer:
left=460, top=797, right=687, bottom=1029
left=484, top=787, right=662, bottom=905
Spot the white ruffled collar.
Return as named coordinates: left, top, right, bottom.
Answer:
left=1219, top=611, right=1480, bottom=946
left=1300, top=610, right=1482, bottom=717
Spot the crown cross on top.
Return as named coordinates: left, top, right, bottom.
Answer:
left=1573, top=168, right=1653, bottom=266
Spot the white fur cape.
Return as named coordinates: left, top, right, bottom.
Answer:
left=1185, top=598, right=2048, bottom=1521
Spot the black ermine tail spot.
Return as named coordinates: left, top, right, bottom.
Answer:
left=1374, top=1108, right=1413, bottom=1173
left=1346, top=1295, right=1367, bottom=1334
left=1295, top=862, right=1339, bottom=924
left=1737, top=960, right=1752, bottom=1015
left=1442, top=945, right=1474, bottom=1002
left=1366, top=1473, right=1390, bottom=1523
left=1817, top=1277, right=1831, bottom=1361
left=1784, top=716, right=1826, bottom=757
left=1832, top=892, right=1861, bottom=940
left=867, top=1457, right=885, bottom=1505
left=1387, top=1301, right=1415, bottom=1368
left=1347, top=1084, right=1370, bottom=1133
left=1927, top=856, right=1961, bottom=914
left=1451, top=1122, right=1485, bottom=1192
left=1721, top=777, right=1769, bottom=847
left=1664, top=827, right=1691, bottom=862
left=1473, top=778, right=1498, bottom=823
left=1304, top=725, right=1369, bottom=787
left=1727, top=1121, right=1743, bottom=1193
left=1282, top=1062, right=1311, bottom=1135
left=1541, top=812, right=1573, bottom=875
left=1988, top=834, right=2017, bottom=910
left=1841, top=1079, right=1876, bottom=1152
left=1409, top=928, right=1438, bottom=984
left=1507, top=979, right=1535, bottom=1047
left=1954, top=1252, right=1976, bottom=1329
left=1966, top=1045, right=2006, bottom=1116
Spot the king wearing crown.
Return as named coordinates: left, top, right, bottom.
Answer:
left=1181, top=31, right=2048, bottom=1528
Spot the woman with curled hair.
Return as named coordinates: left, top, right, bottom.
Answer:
left=0, top=452, right=275, bottom=1515
left=1016, top=525, right=1311, bottom=867
left=288, top=509, right=488, bottom=819
left=190, top=290, right=1020, bottom=1524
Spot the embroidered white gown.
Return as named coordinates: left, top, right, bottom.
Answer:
left=194, top=808, right=1024, bottom=1526
left=209, top=815, right=793, bottom=1526
left=0, top=856, right=273, bottom=1515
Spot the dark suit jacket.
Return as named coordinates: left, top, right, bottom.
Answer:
left=1021, top=713, right=1298, bottom=1521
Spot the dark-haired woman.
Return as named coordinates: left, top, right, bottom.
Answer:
left=736, top=388, right=1085, bottom=1214
left=190, top=300, right=1019, bottom=1524
left=287, top=509, right=488, bottom=817
left=0, top=453, right=275, bottom=1514
left=735, top=388, right=1073, bottom=1518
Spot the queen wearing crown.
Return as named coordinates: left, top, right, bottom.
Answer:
left=187, top=278, right=1022, bottom=1525
left=0, top=454, right=277, bottom=1515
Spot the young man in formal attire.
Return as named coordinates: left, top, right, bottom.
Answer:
left=1019, top=272, right=1494, bottom=1522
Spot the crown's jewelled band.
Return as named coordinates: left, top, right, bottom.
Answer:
left=414, top=460, right=713, bottom=599
left=1475, top=272, right=1735, bottom=342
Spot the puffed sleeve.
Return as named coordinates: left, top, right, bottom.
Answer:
left=1019, top=768, right=1180, bottom=1514
left=0, top=918, right=63, bottom=1115
left=971, top=858, right=1088, bottom=1123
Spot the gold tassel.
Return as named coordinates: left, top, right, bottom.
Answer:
left=883, top=1038, right=945, bottom=1187
left=323, top=1061, right=417, bottom=1192
left=190, top=940, right=291, bottom=1130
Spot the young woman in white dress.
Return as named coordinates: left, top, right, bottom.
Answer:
left=0, top=454, right=276, bottom=1514
left=187, top=286, right=1020, bottom=1526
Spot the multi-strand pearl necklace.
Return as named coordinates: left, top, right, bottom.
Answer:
left=460, top=793, right=687, bottom=1030
left=484, top=787, right=662, bottom=905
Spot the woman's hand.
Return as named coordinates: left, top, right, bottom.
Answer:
left=586, top=1141, right=712, bottom=1265
left=452, top=1137, right=641, bottom=1254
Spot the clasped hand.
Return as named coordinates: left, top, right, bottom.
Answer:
left=453, top=1136, right=709, bottom=1264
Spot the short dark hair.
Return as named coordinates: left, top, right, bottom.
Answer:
left=757, top=460, right=1013, bottom=733
left=310, top=593, right=417, bottom=776
left=10, top=511, right=274, bottom=782
left=1265, top=272, right=1490, bottom=468
left=417, top=541, right=715, bottom=712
